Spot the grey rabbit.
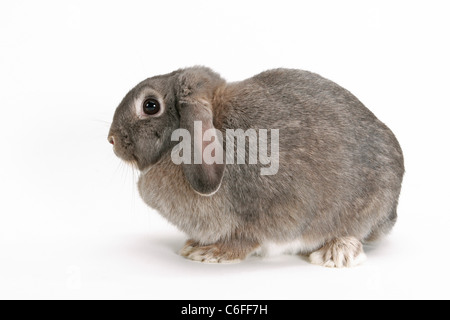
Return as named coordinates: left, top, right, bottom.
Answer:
left=108, top=67, right=404, bottom=267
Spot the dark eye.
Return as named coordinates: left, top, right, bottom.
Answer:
left=143, top=99, right=161, bottom=115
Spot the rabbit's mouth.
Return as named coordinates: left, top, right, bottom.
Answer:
left=108, top=127, right=139, bottom=162
left=112, top=146, right=137, bottom=164
left=109, top=133, right=158, bottom=172
left=109, top=136, right=137, bottom=164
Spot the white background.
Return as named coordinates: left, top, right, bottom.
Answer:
left=1, top=0, right=449, bottom=300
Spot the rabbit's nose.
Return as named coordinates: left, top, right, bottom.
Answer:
left=108, top=136, right=115, bottom=145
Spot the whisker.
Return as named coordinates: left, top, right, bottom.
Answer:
left=110, top=157, right=142, bottom=215
left=131, top=162, right=138, bottom=214
left=92, top=118, right=112, bottom=126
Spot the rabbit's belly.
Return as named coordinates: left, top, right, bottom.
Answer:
left=255, top=238, right=322, bottom=257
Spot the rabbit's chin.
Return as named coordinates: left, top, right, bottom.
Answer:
left=115, top=157, right=139, bottom=170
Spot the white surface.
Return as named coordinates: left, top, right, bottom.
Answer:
left=1, top=0, right=449, bottom=300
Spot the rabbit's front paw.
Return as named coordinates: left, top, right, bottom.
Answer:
left=181, top=243, right=241, bottom=264
left=309, top=237, right=366, bottom=268
left=179, top=239, right=199, bottom=257
left=179, top=239, right=259, bottom=264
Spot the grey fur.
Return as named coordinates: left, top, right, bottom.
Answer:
left=108, top=67, right=404, bottom=266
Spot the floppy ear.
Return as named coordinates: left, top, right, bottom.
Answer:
left=176, top=68, right=225, bottom=196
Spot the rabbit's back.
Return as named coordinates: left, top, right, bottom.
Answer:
left=216, top=69, right=404, bottom=244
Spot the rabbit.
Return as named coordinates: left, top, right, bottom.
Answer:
left=108, top=66, right=404, bottom=268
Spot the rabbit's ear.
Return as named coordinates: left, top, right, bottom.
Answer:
left=176, top=68, right=225, bottom=196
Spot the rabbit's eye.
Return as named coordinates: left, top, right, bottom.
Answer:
left=143, top=99, right=160, bottom=115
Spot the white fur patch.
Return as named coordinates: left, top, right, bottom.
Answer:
left=256, top=239, right=317, bottom=257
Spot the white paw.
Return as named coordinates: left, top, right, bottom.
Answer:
left=179, top=244, right=241, bottom=264
left=309, top=237, right=367, bottom=268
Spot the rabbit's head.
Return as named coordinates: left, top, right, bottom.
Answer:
left=108, top=67, right=226, bottom=195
